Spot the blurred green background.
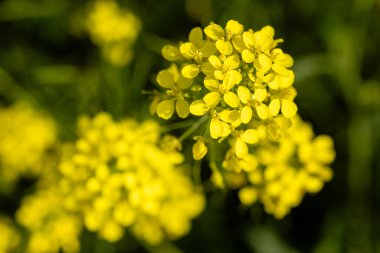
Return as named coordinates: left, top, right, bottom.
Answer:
left=1, top=0, right=380, bottom=252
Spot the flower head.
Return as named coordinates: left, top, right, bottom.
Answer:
left=58, top=113, right=204, bottom=244
left=85, top=0, right=141, bottom=66
left=224, top=116, right=335, bottom=219
left=0, top=101, right=56, bottom=192
left=152, top=20, right=297, bottom=162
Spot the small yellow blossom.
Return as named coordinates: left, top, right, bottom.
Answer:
left=224, top=116, right=335, bottom=219
left=152, top=19, right=298, bottom=168
left=59, top=113, right=205, bottom=244
left=85, top=0, right=141, bottom=66
left=0, top=101, right=56, bottom=192
left=0, top=217, right=20, bottom=253
left=16, top=187, right=82, bottom=253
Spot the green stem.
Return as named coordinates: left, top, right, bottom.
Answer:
left=178, top=115, right=209, bottom=142
left=162, top=119, right=197, bottom=133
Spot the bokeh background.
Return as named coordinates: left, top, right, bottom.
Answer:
left=1, top=0, right=380, bottom=252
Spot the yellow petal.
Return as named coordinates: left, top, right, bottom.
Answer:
left=237, top=86, right=251, bottom=104
left=176, top=98, right=190, bottom=118
left=241, top=129, right=259, bottom=144
left=254, top=88, right=267, bottom=102
left=268, top=75, right=281, bottom=90
left=304, top=177, right=323, bottom=193
left=156, top=99, right=175, bottom=119
left=242, top=30, right=255, bottom=49
left=255, top=54, right=272, bottom=73
left=219, top=109, right=240, bottom=123
left=189, top=27, right=203, bottom=46
left=224, top=92, right=240, bottom=108
left=149, top=96, right=160, bottom=115
left=156, top=69, right=175, bottom=89
left=226, top=20, right=244, bottom=36
left=199, top=41, right=217, bottom=57
left=216, top=40, right=233, bottom=55
left=180, top=42, right=197, bottom=58
left=223, top=54, right=240, bottom=70
left=242, top=49, right=255, bottom=63
left=203, top=91, right=220, bottom=108
left=204, top=77, right=219, bottom=91
left=201, top=62, right=214, bottom=76
left=192, top=139, right=208, bottom=160
left=208, top=55, right=222, bottom=69
left=181, top=64, right=200, bottom=78
left=214, top=70, right=225, bottom=80
left=189, top=100, right=208, bottom=116
left=240, top=106, right=253, bottom=124
left=235, top=137, right=248, bottom=158
left=269, top=98, right=281, bottom=116
left=221, top=122, right=232, bottom=137
left=222, top=70, right=242, bottom=91
left=272, top=63, right=290, bottom=76
left=176, top=75, right=193, bottom=89
left=162, top=45, right=182, bottom=61
left=204, top=23, right=225, bottom=40
left=210, top=118, right=223, bottom=139
left=281, top=99, right=297, bottom=118
left=256, top=103, right=269, bottom=119
left=282, top=53, right=294, bottom=68
left=232, top=36, right=246, bottom=52
left=238, top=187, right=258, bottom=205
left=313, top=135, right=335, bottom=164
left=279, top=71, right=295, bottom=89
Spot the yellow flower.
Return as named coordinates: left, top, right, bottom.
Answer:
left=155, top=64, right=192, bottom=119
left=192, top=137, right=208, bottom=160
left=0, top=217, right=20, bottom=253
left=224, top=116, right=335, bottom=219
left=153, top=20, right=298, bottom=146
left=59, top=113, right=205, bottom=244
left=16, top=187, right=82, bottom=253
left=85, top=0, right=141, bottom=66
left=0, top=101, right=56, bottom=192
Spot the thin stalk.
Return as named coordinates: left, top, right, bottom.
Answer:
left=178, top=115, right=209, bottom=142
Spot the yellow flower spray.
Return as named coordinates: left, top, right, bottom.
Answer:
left=0, top=101, right=56, bottom=192
left=152, top=20, right=335, bottom=218
left=85, top=0, right=141, bottom=66
left=58, top=113, right=205, bottom=244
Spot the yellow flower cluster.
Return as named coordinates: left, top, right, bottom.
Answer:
left=85, top=0, right=141, bottom=66
left=0, top=102, right=56, bottom=192
left=152, top=20, right=336, bottom=218
left=152, top=20, right=297, bottom=159
left=16, top=187, right=82, bottom=253
left=58, top=113, right=205, bottom=245
left=224, top=116, right=335, bottom=219
left=0, top=217, right=20, bottom=253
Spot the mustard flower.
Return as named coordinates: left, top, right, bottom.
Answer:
left=16, top=187, right=82, bottom=253
left=223, top=116, right=335, bottom=219
left=0, top=102, right=56, bottom=192
left=58, top=113, right=205, bottom=245
left=0, top=216, right=20, bottom=253
left=152, top=20, right=298, bottom=163
left=85, top=0, right=141, bottom=66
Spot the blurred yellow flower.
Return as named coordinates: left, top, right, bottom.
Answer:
left=85, top=0, right=141, bottom=66
left=0, top=101, right=56, bottom=192
left=0, top=216, right=20, bottom=253
left=224, top=116, right=335, bottom=219
left=16, top=187, right=82, bottom=253
left=58, top=113, right=205, bottom=244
